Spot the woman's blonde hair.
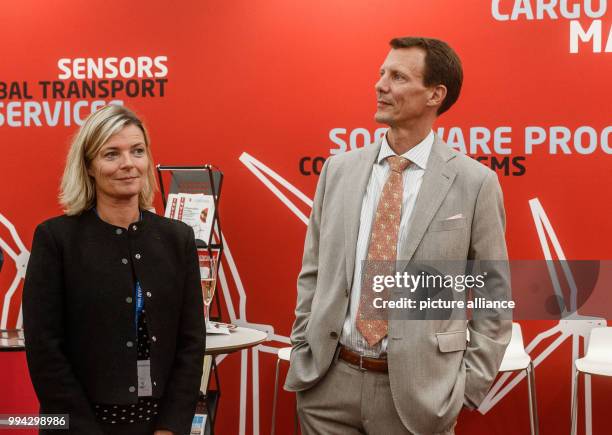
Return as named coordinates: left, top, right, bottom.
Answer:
left=60, top=104, right=157, bottom=215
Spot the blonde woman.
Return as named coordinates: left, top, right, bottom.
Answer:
left=23, top=105, right=205, bottom=435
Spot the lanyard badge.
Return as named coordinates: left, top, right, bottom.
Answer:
left=134, top=281, right=152, bottom=396
left=135, top=281, right=144, bottom=330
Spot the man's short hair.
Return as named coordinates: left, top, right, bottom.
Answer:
left=389, top=36, right=463, bottom=116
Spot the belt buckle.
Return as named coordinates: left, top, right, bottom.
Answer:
left=359, top=354, right=367, bottom=371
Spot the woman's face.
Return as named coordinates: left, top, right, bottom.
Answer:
left=88, top=124, right=149, bottom=203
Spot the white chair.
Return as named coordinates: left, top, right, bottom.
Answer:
left=571, top=327, right=612, bottom=435
left=271, top=347, right=297, bottom=435
left=498, top=322, right=539, bottom=435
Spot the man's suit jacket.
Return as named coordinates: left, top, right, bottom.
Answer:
left=285, top=135, right=511, bottom=434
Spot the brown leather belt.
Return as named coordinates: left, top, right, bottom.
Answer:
left=338, top=345, right=388, bottom=372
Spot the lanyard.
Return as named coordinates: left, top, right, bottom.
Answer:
left=135, top=281, right=144, bottom=330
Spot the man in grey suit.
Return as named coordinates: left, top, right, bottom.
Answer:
left=285, top=36, right=512, bottom=434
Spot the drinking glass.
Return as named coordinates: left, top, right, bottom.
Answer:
left=200, top=256, right=217, bottom=331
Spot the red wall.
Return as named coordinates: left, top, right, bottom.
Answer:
left=1, top=1, right=611, bottom=434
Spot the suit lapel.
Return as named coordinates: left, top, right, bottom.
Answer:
left=398, top=135, right=457, bottom=262
left=343, top=140, right=381, bottom=288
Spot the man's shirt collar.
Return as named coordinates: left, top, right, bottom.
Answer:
left=376, top=129, right=434, bottom=170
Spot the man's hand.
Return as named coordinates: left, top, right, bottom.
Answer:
left=154, top=430, right=174, bottom=435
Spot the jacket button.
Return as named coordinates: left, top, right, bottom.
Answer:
left=115, top=228, right=123, bottom=235
left=128, top=386, right=136, bottom=393
left=132, top=225, right=138, bottom=231
left=153, top=381, right=157, bottom=386
left=126, top=341, right=134, bottom=348
left=135, top=253, right=141, bottom=260
left=125, top=297, right=133, bottom=303
left=330, top=331, right=338, bottom=339
left=121, top=258, right=128, bottom=265
left=151, top=336, right=157, bottom=342
left=146, top=292, right=152, bottom=298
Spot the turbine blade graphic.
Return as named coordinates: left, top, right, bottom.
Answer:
left=239, top=152, right=312, bottom=225
left=0, top=212, right=30, bottom=329
left=529, top=198, right=578, bottom=314
left=479, top=198, right=605, bottom=435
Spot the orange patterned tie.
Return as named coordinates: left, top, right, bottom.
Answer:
left=357, top=155, right=411, bottom=347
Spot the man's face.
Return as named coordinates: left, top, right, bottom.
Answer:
left=374, top=47, right=433, bottom=126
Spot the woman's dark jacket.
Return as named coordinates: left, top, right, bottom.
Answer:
left=22, top=209, right=206, bottom=434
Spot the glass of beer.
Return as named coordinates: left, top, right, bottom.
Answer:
left=199, top=256, right=217, bottom=331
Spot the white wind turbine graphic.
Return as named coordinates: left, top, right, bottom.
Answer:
left=0, top=212, right=29, bottom=331
left=189, top=151, right=311, bottom=435
left=478, top=199, right=606, bottom=435
left=210, top=226, right=291, bottom=435
left=214, top=151, right=314, bottom=435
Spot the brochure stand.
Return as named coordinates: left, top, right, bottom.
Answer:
left=156, top=164, right=224, bottom=321
left=156, top=164, right=223, bottom=435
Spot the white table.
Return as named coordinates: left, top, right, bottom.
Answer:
left=204, top=326, right=268, bottom=435
left=206, top=326, right=268, bottom=355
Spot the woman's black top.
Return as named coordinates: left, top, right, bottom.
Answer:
left=93, top=309, right=159, bottom=424
left=23, top=209, right=205, bottom=435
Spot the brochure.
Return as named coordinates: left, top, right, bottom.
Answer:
left=165, top=193, right=216, bottom=243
